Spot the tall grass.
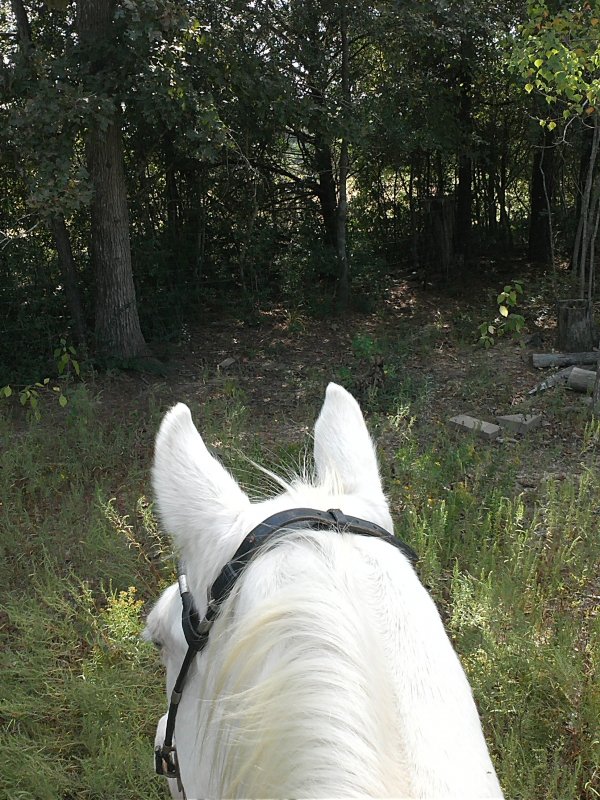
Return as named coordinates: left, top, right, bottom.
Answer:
left=0, top=379, right=597, bottom=799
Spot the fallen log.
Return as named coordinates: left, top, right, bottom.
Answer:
left=528, top=366, right=574, bottom=395
left=532, top=351, right=599, bottom=369
left=567, top=367, right=597, bottom=393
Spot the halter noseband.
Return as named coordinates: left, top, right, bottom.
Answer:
left=155, top=507, right=417, bottom=790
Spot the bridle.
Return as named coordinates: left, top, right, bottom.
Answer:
left=154, top=507, right=418, bottom=795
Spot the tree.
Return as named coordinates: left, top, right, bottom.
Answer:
left=8, top=0, right=87, bottom=346
left=77, top=0, right=148, bottom=360
left=515, top=0, right=600, bottom=297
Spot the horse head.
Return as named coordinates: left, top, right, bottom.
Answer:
left=145, top=383, right=504, bottom=799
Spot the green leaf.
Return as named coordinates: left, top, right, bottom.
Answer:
left=1, top=385, right=12, bottom=398
left=548, top=119, right=557, bottom=131
left=499, top=305, right=509, bottom=317
left=59, top=394, right=68, bottom=408
left=525, top=83, right=534, bottom=93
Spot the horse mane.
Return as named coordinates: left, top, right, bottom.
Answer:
left=199, top=527, right=412, bottom=798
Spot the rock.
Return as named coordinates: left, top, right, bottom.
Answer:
left=448, top=415, right=501, bottom=440
left=218, top=357, right=236, bottom=369
left=496, top=413, right=542, bottom=434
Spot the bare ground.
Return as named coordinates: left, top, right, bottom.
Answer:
left=94, top=276, right=596, bottom=486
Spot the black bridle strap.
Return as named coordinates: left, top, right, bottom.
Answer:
left=209, top=507, right=417, bottom=610
left=155, top=507, right=417, bottom=783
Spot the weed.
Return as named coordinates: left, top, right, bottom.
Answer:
left=479, top=282, right=526, bottom=348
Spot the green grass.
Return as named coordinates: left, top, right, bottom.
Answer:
left=0, top=376, right=598, bottom=799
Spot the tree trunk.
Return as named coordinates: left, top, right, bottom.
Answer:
left=528, top=127, right=555, bottom=265
left=336, top=138, right=349, bottom=309
left=49, top=215, right=87, bottom=347
left=455, top=33, right=473, bottom=263
left=10, top=0, right=32, bottom=51
left=78, top=0, right=148, bottom=361
left=556, top=299, right=595, bottom=352
left=573, top=115, right=600, bottom=299
left=87, top=117, right=149, bottom=360
left=314, top=140, right=339, bottom=253
left=423, top=197, right=454, bottom=281
left=498, top=136, right=513, bottom=250
left=592, top=357, right=600, bottom=413
left=335, top=4, right=350, bottom=310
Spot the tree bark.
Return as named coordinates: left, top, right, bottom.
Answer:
left=567, top=367, right=596, bottom=393
left=532, top=352, right=599, bottom=369
left=528, top=366, right=574, bottom=395
left=556, top=299, right=595, bottom=352
left=78, top=0, right=148, bottom=361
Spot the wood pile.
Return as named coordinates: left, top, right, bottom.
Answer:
left=529, top=350, right=599, bottom=397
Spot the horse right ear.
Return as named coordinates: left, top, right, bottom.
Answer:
left=152, top=404, right=249, bottom=562
left=313, top=383, right=384, bottom=498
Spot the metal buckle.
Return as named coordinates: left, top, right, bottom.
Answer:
left=155, top=744, right=178, bottom=779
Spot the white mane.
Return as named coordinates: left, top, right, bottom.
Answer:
left=147, top=383, right=504, bottom=799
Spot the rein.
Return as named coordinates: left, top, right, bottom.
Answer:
left=154, top=507, right=417, bottom=792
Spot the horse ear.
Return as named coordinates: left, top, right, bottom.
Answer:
left=313, top=383, right=384, bottom=496
left=152, top=404, right=249, bottom=561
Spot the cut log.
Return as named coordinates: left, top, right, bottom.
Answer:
left=556, top=299, right=595, bottom=351
left=532, top=351, right=599, bottom=369
left=528, top=366, right=574, bottom=395
left=567, top=367, right=597, bottom=393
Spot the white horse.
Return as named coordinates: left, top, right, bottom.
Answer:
left=145, top=383, right=503, bottom=799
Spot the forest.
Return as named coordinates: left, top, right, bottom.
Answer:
left=1, top=2, right=599, bottom=800
left=1, top=0, right=599, bottom=382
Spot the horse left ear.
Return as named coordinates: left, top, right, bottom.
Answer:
left=313, top=383, right=384, bottom=497
left=152, top=404, right=249, bottom=562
